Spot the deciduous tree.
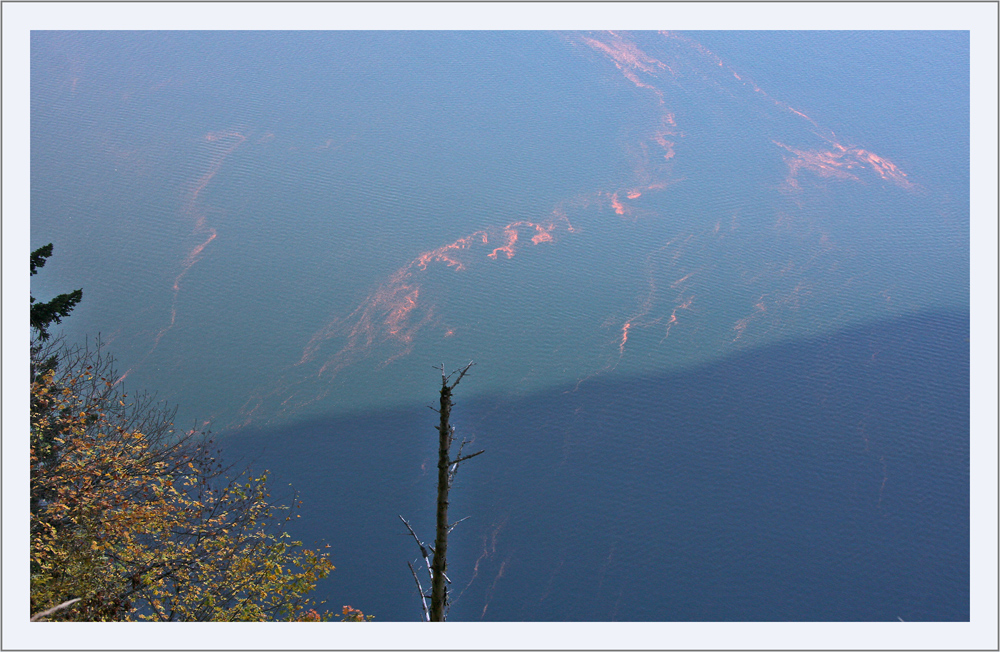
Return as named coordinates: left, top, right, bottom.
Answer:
left=29, top=341, right=351, bottom=621
left=30, top=249, right=366, bottom=622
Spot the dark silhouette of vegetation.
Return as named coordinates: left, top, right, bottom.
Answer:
left=400, top=362, right=483, bottom=621
left=30, top=243, right=82, bottom=343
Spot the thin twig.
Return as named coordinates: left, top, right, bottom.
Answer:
left=449, top=361, right=475, bottom=390
left=453, top=449, right=485, bottom=465
left=400, top=515, right=434, bottom=588
left=30, top=598, right=81, bottom=622
left=447, top=515, right=471, bottom=534
left=407, top=561, right=430, bottom=622
left=399, top=515, right=431, bottom=561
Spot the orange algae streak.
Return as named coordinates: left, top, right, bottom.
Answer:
left=774, top=140, right=915, bottom=190
left=299, top=212, right=575, bottom=380
left=732, top=316, right=751, bottom=340
left=580, top=33, right=666, bottom=76
left=670, top=272, right=694, bottom=289
left=659, top=31, right=843, bottom=143
left=531, top=229, right=554, bottom=244
left=182, top=229, right=217, bottom=268
left=610, top=193, right=626, bottom=216
left=661, top=294, right=695, bottom=341
left=660, top=30, right=724, bottom=68
left=178, top=132, right=246, bottom=275
left=488, top=227, right=519, bottom=260
left=578, top=33, right=672, bottom=101
left=655, top=138, right=676, bottom=161
left=579, top=32, right=685, bottom=190
left=189, top=131, right=246, bottom=214
left=851, top=149, right=914, bottom=188
left=774, top=140, right=859, bottom=185
left=171, top=230, right=217, bottom=293
left=143, top=131, right=247, bottom=361
left=112, top=368, right=132, bottom=387
left=386, top=287, right=419, bottom=339
left=488, top=220, right=562, bottom=258
left=619, top=321, right=632, bottom=355
left=624, top=69, right=663, bottom=97
left=733, top=299, right=767, bottom=342
left=416, top=231, right=488, bottom=271
left=653, top=113, right=680, bottom=160
left=459, top=514, right=509, bottom=606
left=787, top=107, right=812, bottom=122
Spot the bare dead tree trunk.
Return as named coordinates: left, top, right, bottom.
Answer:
left=400, top=362, right=483, bottom=622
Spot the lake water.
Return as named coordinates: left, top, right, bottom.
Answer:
left=30, top=30, right=969, bottom=621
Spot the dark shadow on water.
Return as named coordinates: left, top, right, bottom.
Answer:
left=220, top=308, right=970, bottom=621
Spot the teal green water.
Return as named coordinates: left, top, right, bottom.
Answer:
left=31, top=31, right=967, bottom=432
